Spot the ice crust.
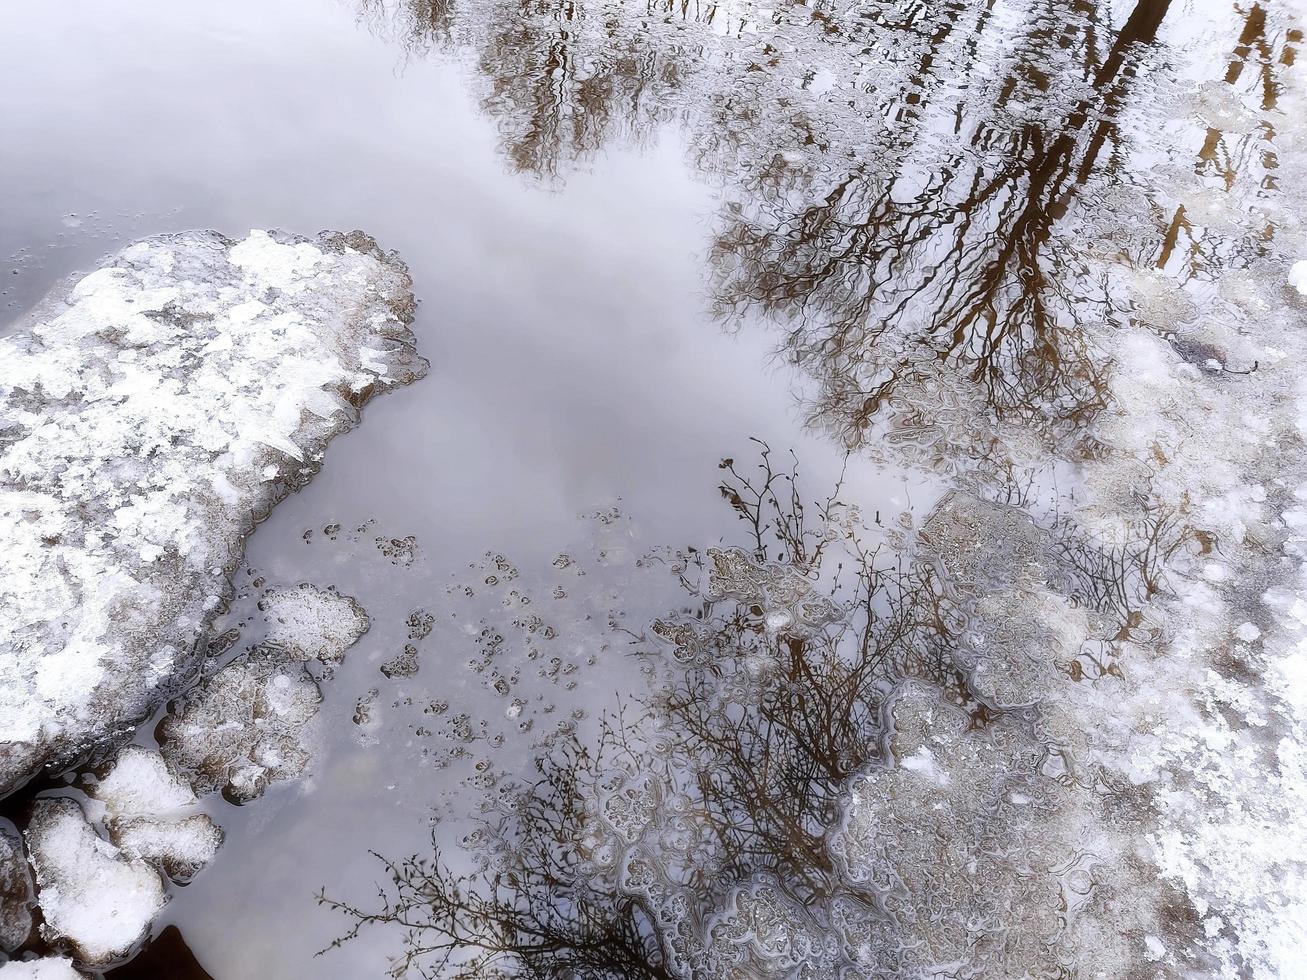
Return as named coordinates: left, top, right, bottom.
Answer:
left=161, top=584, right=370, bottom=802
left=0, top=826, right=32, bottom=952
left=160, top=644, right=324, bottom=803
left=0, top=229, right=423, bottom=797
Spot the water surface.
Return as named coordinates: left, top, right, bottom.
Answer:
left=2, top=0, right=1303, bottom=975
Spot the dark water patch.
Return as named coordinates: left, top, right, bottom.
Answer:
left=104, top=926, right=214, bottom=980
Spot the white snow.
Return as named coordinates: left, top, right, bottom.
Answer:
left=0, top=958, right=85, bottom=979
left=0, top=229, right=422, bottom=795
left=110, top=816, right=222, bottom=883
left=898, top=746, right=950, bottom=786
left=91, top=746, right=196, bottom=817
left=87, top=746, right=221, bottom=883
left=1290, top=258, right=1307, bottom=296
left=24, top=798, right=164, bottom=965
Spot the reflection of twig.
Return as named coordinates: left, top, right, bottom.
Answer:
left=1054, top=492, right=1193, bottom=636
left=322, top=445, right=965, bottom=975
left=318, top=737, right=672, bottom=979
left=717, top=438, right=849, bottom=567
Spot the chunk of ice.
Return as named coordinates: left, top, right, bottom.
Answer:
left=24, top=799, right=164, bottom=965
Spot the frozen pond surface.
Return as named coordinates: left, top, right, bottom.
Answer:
left=2, top=0, right=1307, bottom=976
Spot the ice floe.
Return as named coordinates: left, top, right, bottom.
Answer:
left=0, top=229, right=422, bottom=796
left=159, top=645, right=324, bottom=803
left=160, top=584, right=370, bottom=803
left=87, top=746, right=221, bottom=884
left=260, top=584, right=370, bottom=664
left=4, top=579, right=370, bottom=969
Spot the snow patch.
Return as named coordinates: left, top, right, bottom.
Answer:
left=0, top=958, right=85, bottom=979
left=87, top=746, right=221, bottom=884
left=1290, top=258, right=1307, bottom=296
left=90, top=746, right=196, bottom=818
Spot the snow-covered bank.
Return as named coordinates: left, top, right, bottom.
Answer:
left=0, top=230, right=424, bottom=797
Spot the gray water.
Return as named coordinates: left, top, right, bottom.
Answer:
left=3, top=1, right=922, bottom=974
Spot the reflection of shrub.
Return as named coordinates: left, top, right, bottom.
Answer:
left=320, top=736, right=673, bottom=978
left=319, top=444, right=954, bottom=975
left=321, top=443, right=1187, bottom=977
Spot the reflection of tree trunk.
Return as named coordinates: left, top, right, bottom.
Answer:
left=1096, top=0, right=1171, bottom=83
left=713, top=0, right=1173, bottom=439
left=1157, top=4, right=1294, bottom=278
left=1007, top=0, right=1172, bottom=273
left=1224, top=3, right=1279, bottom=109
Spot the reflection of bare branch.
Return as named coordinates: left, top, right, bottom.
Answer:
left=716, top=437, right=847, bottom=567
left=362, top=0, right=1295, bottom=465
left=319, top=737, right=672, bottom=979
left=321, top=446, right=1034, bottom=975
left=712, top=0, right=1177, bottom=447
left=321, top=439, right=1198, bottom=975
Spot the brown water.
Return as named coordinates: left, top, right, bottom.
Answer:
left=2, top=0, right=1303, bottom=976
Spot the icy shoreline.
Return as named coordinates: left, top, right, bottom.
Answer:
left=0, top=229, right=424, bottom=798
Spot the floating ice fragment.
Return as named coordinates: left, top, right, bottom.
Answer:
left=92, top=745, right=195, bottom=816
left=0, top=229, right=423, bottom=796
left=159, top=645, right=324, bottom=802
left=260, top=584, right=369, bottom=663
left=87, top=746, right=222, bottom=884
left=110, top=816, right=222, bottom=884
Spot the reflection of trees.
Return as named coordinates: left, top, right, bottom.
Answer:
left=322, top=444, right=1192, bottom=976
left=475, top=0, right=692, bottom=178
left=363, top=0, right=1200, bottom=445
left=363, top=0, right=713, bottom=181
left=1154, top=5, right=1299, bottom=280
left=365, top=0, right=1303, bottom=453
left=711, top=0, right=1176, bottom=446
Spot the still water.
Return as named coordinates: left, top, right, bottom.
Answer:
left=1, top=0, right=1303, bottom=975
